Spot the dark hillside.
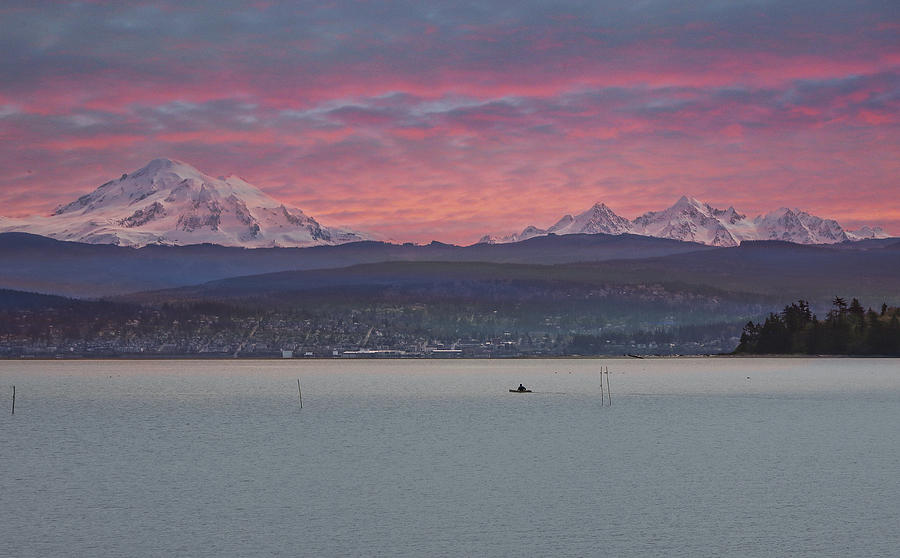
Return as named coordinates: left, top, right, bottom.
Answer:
left=0, top=232, right=714, bottom=297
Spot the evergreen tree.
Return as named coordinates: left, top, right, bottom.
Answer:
left=737, top=321, right=761, bottom=352
left=890, top=314, right=900, bottom=354
left=735, top=298, right=900, bottom=355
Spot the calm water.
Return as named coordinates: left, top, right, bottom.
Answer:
left=2, top=358, right=899, bottom=557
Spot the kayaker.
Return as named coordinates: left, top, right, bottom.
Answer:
left=517, top=384, right=527, bottom=392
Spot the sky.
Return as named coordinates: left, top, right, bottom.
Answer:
left=1, top=0, right=898, bottom=244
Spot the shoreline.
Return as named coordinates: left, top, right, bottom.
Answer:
left=3, top=353, right=896, bottom=361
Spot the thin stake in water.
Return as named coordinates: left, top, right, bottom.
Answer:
left=10, top=385, right=14, bottom=415
left=600, top=366, right=605, bottom=406
left=297, top=378, right=303, bottom=409
left=605, top=366, right=611, bottom=406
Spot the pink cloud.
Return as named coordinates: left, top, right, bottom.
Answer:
left=1, top=2, right=898, bottom=242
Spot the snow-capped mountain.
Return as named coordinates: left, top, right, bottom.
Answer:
left=632, top=196, right=748, bottom=247
left=0, top=158, right=370, bottom=248
left=479, top=203, right=634, bottom=244
left=482, top=196, right=890, bottom=247
left=846, top=225, right=888, bottom=240
left=751, top=207, right=848, bottom=245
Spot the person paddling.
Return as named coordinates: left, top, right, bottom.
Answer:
left=517, top=383, right=527, bottom=392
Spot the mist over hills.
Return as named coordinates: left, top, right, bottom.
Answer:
left=2, top=229, right=898, bottom=311
left=0, top=231, right=716, bottom=297
left=4, top=231, right=899, bottom=357
left=123, top=240, right=900, bottom=311
left=95, top=239, right=900, bottom=356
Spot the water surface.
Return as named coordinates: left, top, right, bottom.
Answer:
left=2, top=358, right=899, bottom=557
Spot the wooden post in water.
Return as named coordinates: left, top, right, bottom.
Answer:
left=11, top=385, right=14, bottom=415
left=297, top=379, right=303, bottom=409
left=605, top=366, right=611, bottom=406
left=599, top=366, right=605, bottom=406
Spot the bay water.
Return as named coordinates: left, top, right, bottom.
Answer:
left=2, top=358, right=899, bottom=557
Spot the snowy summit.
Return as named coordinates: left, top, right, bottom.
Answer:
left=0, top=158, right=370, bottom=248
left=482, top=195, right=888, bottom=247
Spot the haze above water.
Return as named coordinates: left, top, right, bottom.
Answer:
left=2, top=358, right=899, bottom=557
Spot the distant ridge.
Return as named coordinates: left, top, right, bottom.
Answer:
left=0, top=231, right=716, bottom=297
left=2, top=230, right=899, bottom=300
left=122, top=239, right=900, bottom=310
left=481, top=195, right=890, bottom=247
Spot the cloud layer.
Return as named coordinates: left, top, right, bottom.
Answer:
left=2, top=0, right=898, bottom=242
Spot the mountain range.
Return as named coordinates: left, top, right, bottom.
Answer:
left=1, top=230, right=898, bottom=301
left=480, top=196, right=889, bottom=247
left=0, top=158, right=890, bottom=248
left=0, top=158, right=368, bottom=248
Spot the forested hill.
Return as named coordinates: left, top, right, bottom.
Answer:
left=735, top=298, right=900, bottom=355
left=0, top=231, right=715, bottom=297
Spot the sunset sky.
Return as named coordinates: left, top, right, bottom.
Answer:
left=1, top=0, right=898, bottom=243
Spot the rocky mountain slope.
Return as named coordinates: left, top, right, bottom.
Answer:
left=482, top=196, right=888, bottom=247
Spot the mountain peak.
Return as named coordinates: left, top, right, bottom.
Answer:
left=672, top=195, right=705, bottom=210
left=848, top=225, right=889, bottom=240
left=482, top=195, right=886, bottom=248
left=538, top=201, right=633, bottom=237
left=134, top=157, right=195, bottom=176
left=764, top=207, right=796, bottom=218
left=4, top=159, right=371, bottom=248
left=144, top=157, right=180, bottom=169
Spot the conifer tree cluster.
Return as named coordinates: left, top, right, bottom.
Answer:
left=736, top=298, right=900, bottom=355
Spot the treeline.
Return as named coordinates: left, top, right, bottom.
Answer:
left=735, top=298, right=900, bottom=355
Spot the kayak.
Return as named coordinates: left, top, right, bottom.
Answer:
left=509, top=389, right=533, bottom=393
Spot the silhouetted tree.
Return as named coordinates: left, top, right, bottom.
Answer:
left=735, top=298, right=900, bottom=355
